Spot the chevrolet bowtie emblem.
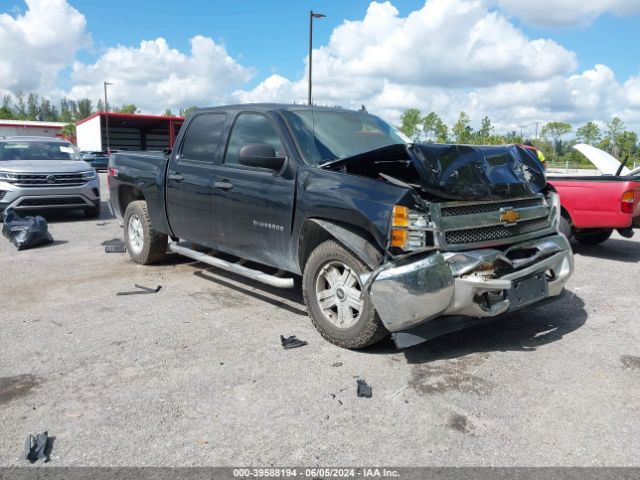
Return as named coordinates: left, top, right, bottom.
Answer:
left=500, top=208, right=521, bottom=225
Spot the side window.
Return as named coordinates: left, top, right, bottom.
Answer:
left=225, top=113, right=284, bottom=165
left=180, top=113, right=226, bottom=163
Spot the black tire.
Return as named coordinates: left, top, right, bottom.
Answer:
left=302, top=240, right=388, bottom=349
left=84, top=203, right=101, bottom=218
left=123, top=200, right=168, bottom=264
left=574, top=228, right=613, bottom=245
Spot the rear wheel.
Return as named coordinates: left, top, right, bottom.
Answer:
left=302, top=240, right=388, bottom=349
left=123, top=200, right=168, bottom=264
left=574, top=228, right=613, bottom=245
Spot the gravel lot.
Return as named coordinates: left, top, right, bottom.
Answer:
left=1, top=173, right=639, bottom=466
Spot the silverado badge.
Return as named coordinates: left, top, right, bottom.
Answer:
left=500, top=208, right=521, bottom=225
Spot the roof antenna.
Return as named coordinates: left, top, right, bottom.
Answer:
left=359, top=104, right=368, bottom=113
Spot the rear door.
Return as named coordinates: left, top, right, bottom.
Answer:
left=165, top=112, right=227, bottom=246
left=210, top=112, right=297, bottom=268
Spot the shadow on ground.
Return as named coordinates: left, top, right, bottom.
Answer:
left=572, top=238, right=640, bottom=263
left=362, top=293, right=587, bottom=364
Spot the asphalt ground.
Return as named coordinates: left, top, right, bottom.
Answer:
left=1, top=173, right=639, bottom=466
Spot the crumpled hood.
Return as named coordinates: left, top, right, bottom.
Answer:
left=323, top=143, right=546, bottom=201
left=0, top=160, right=93, bottom=174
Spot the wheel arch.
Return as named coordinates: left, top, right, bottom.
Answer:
left=118, top=185, right=145, bottom=218
left=298, top=218, right=384, bottom=273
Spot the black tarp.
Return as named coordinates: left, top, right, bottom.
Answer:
left=2, top=208, right=54, bottom=250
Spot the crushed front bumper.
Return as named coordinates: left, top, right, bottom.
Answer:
left=366, top=234, right=573, bottom=347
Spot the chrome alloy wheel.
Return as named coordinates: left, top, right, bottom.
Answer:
left=314, top=261, right=364, bottom=329
left=127, top=214, right=144, bottom=255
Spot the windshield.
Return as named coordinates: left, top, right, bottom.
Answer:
left=283, top=110, right=406, bottom=165
left=0, top=141, right=81, bottom=161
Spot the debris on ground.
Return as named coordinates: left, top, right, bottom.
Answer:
left=2, top=209, right=53, bottom=251
left=332, top=362, right=343, bottom=367
left=280, top=335, right=308, bottom=349
left=24, top=431, right=50, bottom=463
left=116, top=284, right=162, bottom=296
left=102, top=238, right=126, bottom=253
left=357, top=379, right=372, bottom=398
left=391, top=385, right=409, bottom=398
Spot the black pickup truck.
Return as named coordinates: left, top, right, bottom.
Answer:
left=108, top=104, right=573, bottom=349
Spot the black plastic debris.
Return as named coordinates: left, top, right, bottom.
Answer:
left=357, top=379, right=372, bottom=398
left=280, top=335, right=308, bottom=349
left=2, top=208, right=53, bottom=251
left=102, top=238, right=126, bottom=253
left=116, top=284, right=162, bottom=296
left=24, top=431, right=50, bottom=463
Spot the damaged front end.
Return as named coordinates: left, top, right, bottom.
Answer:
left=326, top=142, right=572, bottom=348
left=366, top=233, right=573, bottom=349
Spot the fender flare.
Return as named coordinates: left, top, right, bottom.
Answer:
left=308, top=219, right=384, bottom=270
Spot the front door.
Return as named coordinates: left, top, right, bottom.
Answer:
left=210, top=112, right=297, bottom=269
left=166, top=112, right=227, bottom=246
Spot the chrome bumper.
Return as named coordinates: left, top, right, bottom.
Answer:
left=367, top=234, right=573, bottom=334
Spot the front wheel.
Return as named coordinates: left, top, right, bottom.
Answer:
left=123, top=200, right=168, bottom=264
left=574, top=228, right=613, bottom=245
left=302, top=240, right=388, bottom=349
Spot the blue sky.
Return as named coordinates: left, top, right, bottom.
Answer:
left=1, top=0, right=639, bottom=132
left=4, top=0, right=639, bottom=85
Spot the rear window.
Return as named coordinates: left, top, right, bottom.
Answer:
left=0, top=141, right=80, bottom=161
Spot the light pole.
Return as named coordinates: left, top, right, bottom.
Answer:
left=308, top=10, right=325, bottom=105
left=103, top=81, right=113, bottom=153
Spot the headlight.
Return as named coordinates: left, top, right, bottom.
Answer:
left=390, top=205, right=431, bottom=251
left=80, top=170, right=97, bottom=180
left=0, top=171, right=18, bottom=182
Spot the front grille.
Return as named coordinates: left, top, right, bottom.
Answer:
left=441, top=198, right=543, bottom=217
left=19, top=197, right=86, bottom=207
left=13, top=173, right=86, bottom=187
left=445, top=218, right=552, bottom=245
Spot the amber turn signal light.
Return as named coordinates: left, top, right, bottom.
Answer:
left=392, top=205, right=409, bottom=227
left=390, top=228, right=408, bottom=248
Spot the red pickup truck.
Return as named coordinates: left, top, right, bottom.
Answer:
left=548, top=144, right=640, bottom=244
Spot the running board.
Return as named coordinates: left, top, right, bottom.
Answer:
left=168, top=242, right=295, bottom=289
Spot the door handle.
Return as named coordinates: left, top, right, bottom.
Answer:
left=214, top=180, right=234, bottom=190
left=169, top=174, right=184, bottom=182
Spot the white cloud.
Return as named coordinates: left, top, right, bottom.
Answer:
left=233, top=1, right=639, bottom=134
left=69, top=36, right=255, bottom=112
left=311, top=0, right=577, bottom=89
left=0, top=0, right=90, bottom=92
left=495, top=0, right=640, bottom=27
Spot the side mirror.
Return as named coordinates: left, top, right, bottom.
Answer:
left=238, top=144, right=286, bottom=170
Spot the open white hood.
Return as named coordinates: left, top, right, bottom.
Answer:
left=572, top=143, right=630, bottom=176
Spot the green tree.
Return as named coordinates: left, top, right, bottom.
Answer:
left=179, top=106, right=199, bottom=117
left=605, top=117, right=626, bottom=157
left=398, top=108, right=422, bottom=140
left=0, top=95, right=15, bottom=119
left=75, top=98, right=93, bottom=120
left=38, top=98, right=58, bottom=121
left=541, top=121, right=572, bottom=160
left=575, top=121, right=601, bottom=146
left=475, top=116, right=493, bottom=144
left=61, top=122, right=76, bottom=139
left=27, top=93, right=39, bottom=120
left=162, top=109, right=174, bottom=116
left=15, top=91, right=27, bottom=119
left=96, top=99, right=105, bottom=112
left=452, top=111, right=473, bottom=144
left=422, top=112, right=448, bottom=143
left=115, top=104, right=138, bottom=114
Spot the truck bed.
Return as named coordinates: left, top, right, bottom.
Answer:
left=547, top=176, right=640, bottom=229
